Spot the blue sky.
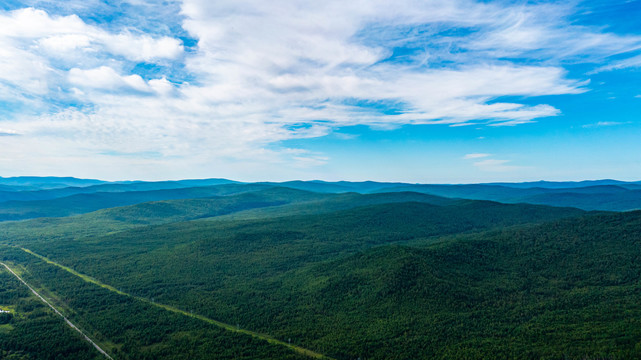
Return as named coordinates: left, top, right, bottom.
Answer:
left=0, top=0, right=639, bottom=182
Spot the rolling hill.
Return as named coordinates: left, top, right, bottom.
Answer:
left=0, top=177, right=640, bottom=359
left=376, top=183, right=641, bottom=211
left=0, top=198, right=591, bottom=359
left=2, top=178, right=641, bottom=221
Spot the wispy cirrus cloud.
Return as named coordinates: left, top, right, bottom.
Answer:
left=592, top=54, right=641, bottom=73
left=463, top=153, right=523, bottom=172
left=472, top=159, right=522, bottom=172
left=582, top=121, right=630, bottom=128
left=463, top=153, right=490, bottom=159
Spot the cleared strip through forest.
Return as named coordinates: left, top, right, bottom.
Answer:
left=19, top=247, right=333, bottom=360
left=0, top=262, right=114, bottom=360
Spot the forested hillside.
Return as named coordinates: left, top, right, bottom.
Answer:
left=0, top=177, right=639, bottom=359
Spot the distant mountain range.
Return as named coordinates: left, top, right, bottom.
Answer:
left=0, top=177, right=638, bottom=221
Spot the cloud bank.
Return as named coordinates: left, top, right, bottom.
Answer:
left=0, top=1, right=640, bottom=179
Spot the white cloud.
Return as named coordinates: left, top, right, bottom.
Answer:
left=468, top=9, right=641, bottom=63
left=68, top=66, right=153, bottom=93
left=0, top=8, right=183, bottom=61
left=177, top=0, right=587, bottom=129
left=0, top=1, right=640, bottom=178
left=102, top=34, right=183, bottom=62
left=592, top=54, right=641, bottom=73
left=582, top=121, right=630, bottom=128
left=175, top=0, right=598, bottom=135
left=464, top=153, right=522, bottom=172
left=463, top=153, right=490, bottom=159
left=148, top=77, right=176, bottom=96
left=39, top=34, right=92, bottom=52
left=473, top=159, right=521, bottom=172
left=0, top=38, right=51, bottom=95
left=0, top=128, right=20, bottom=136
left=0, top=7, right=183, bottom=105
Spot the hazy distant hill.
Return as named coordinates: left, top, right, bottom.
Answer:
left=8, top=177, right=622, bottom=222
left=0, top=184, right=36, bottom=192
left=0, top=183, right=270, bottom=221
left=3, top=177, right=641, bottom=222
left=0, top=178, right=238, bottom=203
left=0, top=176, right=106, bottom=190
left=263, top=180, right=641, bottom=211
left=376, top=183, right=641, bottom=211
left=0, top=189, right=460, bottom=243
left=259, top=180, right=410, bottom=193
left=2, top=177, right=641, bottom=220
left=486, top=179, right=641, bottom=189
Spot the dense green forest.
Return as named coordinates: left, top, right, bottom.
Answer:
left=0, top=177, right=640, bottom=359
left=0, top=247, right=309, bottom=360
left=0, top=263, right=102, bottom=360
